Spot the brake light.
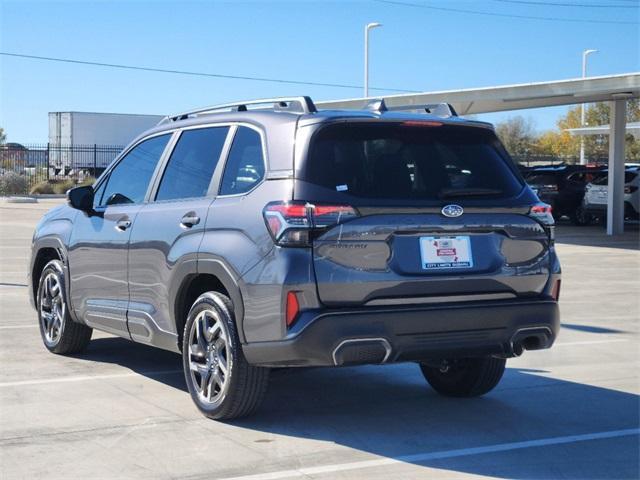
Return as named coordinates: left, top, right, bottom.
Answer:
left=402, top=120, right=443, bottom=127
left=529, top=203, right=554, bottom=226
left=263, top=201, right=359, bottom=246
left=285, top=291, right=300, bottom=327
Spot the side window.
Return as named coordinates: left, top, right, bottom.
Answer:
left=219, top=127, right=265, bottom=196
left=99, top=134, right=170, bottom=206
left=155, top=127, right=229, bottom=201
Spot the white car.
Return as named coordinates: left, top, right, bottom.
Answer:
left=583, top=167, right=640, bottom=221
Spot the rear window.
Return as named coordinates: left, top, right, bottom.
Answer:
left=524, top=173, right=559, bottom=186
left=593, top=172, right=638, bottom=186
left=303, top=123, right=523, bottom=201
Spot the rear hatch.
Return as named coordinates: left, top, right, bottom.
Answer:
left=294, top=121, right=551, bottom=306
left=585, top=173, right=610, bottom=205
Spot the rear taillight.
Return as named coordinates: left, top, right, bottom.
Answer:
left=263, top=201, right=359, bottom=247
left=529, top=202, right=555, bottom=243
left=529, top=203, right=554, bottom=226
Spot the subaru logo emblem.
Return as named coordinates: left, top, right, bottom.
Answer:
left=441, top=204, right=464, bottom=218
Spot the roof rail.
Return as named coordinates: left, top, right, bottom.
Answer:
left=158, top=96, right=317, bottom=124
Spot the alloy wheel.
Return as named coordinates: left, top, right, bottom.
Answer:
left=40, top=272, right=65, bottom=346
left=188, top=309, right=231, bottom=405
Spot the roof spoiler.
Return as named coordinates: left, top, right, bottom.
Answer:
left=363, top=99, right=457, bottom=118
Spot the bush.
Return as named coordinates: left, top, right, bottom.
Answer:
left=30, top=181, right=55, bottom=194
left=52, top=179, right=76, bottom=194
left=0, top=172, right=28, bottom=195
left=78, top=176, right=96, bottom=187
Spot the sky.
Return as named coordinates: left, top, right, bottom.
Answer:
left=1, top=0, right=638, bottom=143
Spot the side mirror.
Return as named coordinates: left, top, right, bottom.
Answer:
left=67, top=185, right=94, bottom=213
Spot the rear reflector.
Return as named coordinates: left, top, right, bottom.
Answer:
left=286, top=291, right=300, bottom=327
left=551, top=279, right=561, bottom=301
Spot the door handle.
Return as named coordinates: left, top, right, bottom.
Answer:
left=180, top=213, right=200, bottom=228
left=115, top=218, right=132, bottom=231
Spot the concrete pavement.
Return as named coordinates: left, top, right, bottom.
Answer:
left=1, top=199, right=638, bottom=479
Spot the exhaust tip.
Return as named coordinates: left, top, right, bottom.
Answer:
left=332, top=338, right=392, bottom=366
left=508, top=327, right=553, bottom=357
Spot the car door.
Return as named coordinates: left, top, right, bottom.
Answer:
left=127, top=125, right=231, bottom=351
left=68, top=133, right=172, bottom=336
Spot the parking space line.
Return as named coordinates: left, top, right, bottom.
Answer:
left=220, top=429, right=640, bottom=480
left=0, top=369, right=183, bottom=387
left=554, top=339, right=630, bottom=346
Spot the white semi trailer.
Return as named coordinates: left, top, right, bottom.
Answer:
left=48, top=112, right=164, bottom=171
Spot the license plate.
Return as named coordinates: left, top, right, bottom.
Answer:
left=420, top=236, right=473, bottom=270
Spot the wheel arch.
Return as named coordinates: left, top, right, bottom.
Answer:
left=30, top=238, right=79, bottom=322
left=173, top=259, right=245, bottom=351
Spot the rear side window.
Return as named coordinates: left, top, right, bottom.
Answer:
left=303, top=123, right=523, bottom=201
left=525, top=173, right=559, bottom=186
left=100, top=134, right=171, bottom=206
left=155, top=127, right=229, bottom=201
left=219, top=127, right=265, bottom=195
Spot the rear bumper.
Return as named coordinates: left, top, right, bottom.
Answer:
left=242, top=298, right=560, bottom=367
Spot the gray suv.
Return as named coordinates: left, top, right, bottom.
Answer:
left=29, top=97, right=561, bottom=419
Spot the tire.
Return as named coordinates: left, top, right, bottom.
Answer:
left=182, top=292, right=270, bottom=420
left=571, top=204, right=592, bottom=226
left=419, top=357, right=506, bottom=397
left=37, top=259, right=92, bottom=354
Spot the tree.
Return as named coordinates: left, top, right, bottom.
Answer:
left=533, top=100, right=640, bottom=162
left=495, top=116, right=537, bottom=158
left=0, top=128, right=6, bottom=145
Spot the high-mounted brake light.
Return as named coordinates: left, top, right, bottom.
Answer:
left=263, top=202, right=358, bottom=247
left=402, top=120, right=443, bottom=127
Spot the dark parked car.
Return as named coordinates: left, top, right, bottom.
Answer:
left=522, top=165, right=606, bottom=225
left=29, top=97, right=561, bottom=420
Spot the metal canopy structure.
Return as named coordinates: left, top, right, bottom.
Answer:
left=317, top=73, right=640, bottom=115
left=567, top=122, right=640, bottom=139
left=318, top=73, right=640, bottom=235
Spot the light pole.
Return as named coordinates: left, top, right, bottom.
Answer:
left=580, top=49, right=598, bottom=164
left=364, top=22, right=382, bottom=98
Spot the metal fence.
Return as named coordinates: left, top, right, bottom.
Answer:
left=0, top=143, right=124, bottom=193
left=512, top=154, right=609, bottom=166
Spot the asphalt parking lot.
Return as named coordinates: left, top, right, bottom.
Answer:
left=0, top=198, right=638, bottom=480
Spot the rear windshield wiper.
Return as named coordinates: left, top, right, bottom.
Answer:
left=438, top=188, right=503, bottom=199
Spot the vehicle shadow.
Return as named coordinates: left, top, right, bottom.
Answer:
left=562, top=323, right=628, bottom=334
left=80, top=337, right=639, bottom=479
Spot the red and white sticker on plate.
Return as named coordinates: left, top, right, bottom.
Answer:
left=419, top=236, right=473, bottom=270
